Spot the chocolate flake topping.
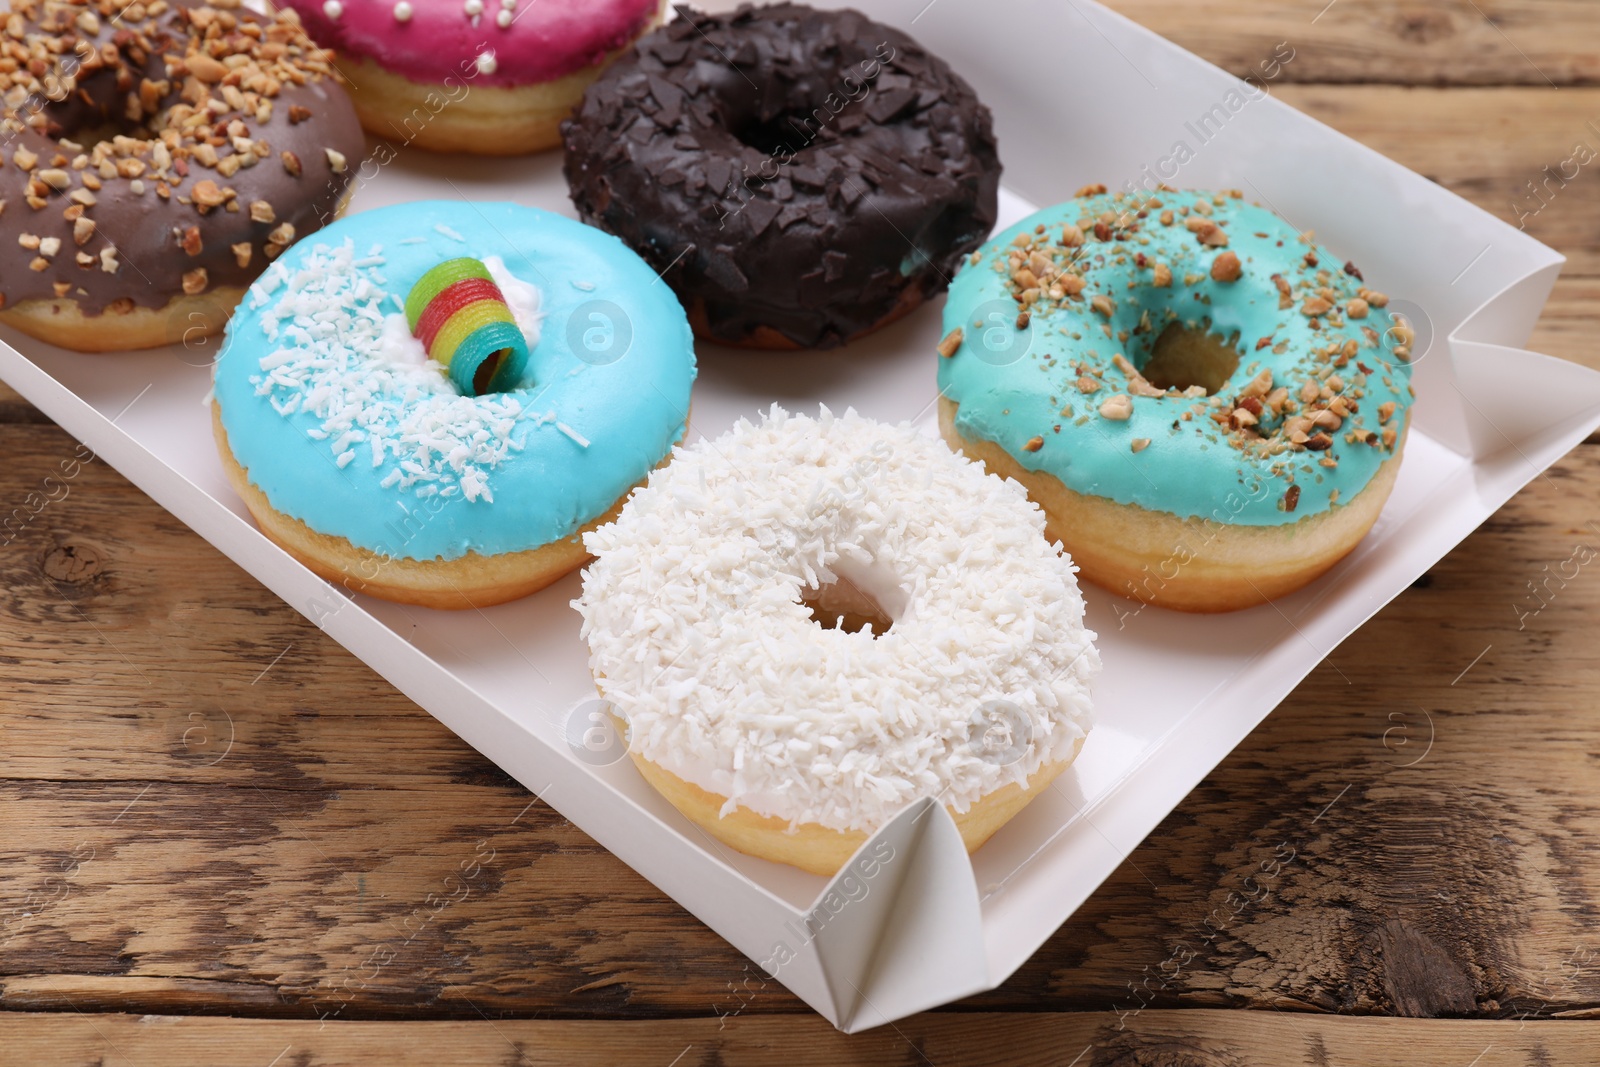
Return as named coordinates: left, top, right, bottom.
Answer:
left=561, top=3, right=1000, bottom=349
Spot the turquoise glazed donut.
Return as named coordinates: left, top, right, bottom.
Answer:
left=937, top=187, right=1414, bottom=612
left=211, top=200, right=696, bottom=608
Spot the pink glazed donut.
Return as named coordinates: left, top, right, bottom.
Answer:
left=283, top=0, right=666, bottom=154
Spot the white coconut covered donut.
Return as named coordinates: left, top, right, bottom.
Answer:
left=574, top=407, right=1100, bottom=875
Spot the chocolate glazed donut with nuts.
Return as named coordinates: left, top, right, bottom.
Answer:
left=562, top=3, right=1000, bottom=350
left=0, top=0, right=363, bottom=352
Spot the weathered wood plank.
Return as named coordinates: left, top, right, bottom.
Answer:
left=4, top=422, right=1600, bottom=1021
left=1272, top=86, right=1600, bottom=276
left=1113, top=0, right=1600, bottom=87
left=0, top=1010, right=1596, bottom=1066
left=1529, top=276, right=1600, bottom=369
left=0, top=380, right=52, bottom=425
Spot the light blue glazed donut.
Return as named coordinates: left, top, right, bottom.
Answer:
left=937, top=187, right=1417, bottom=611
left=939, top=188, right=1413, bottom=525
left=213, top=200, right=696, bottom=567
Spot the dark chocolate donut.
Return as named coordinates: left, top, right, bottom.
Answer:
left=0, top=0, right=364, bottom=351
left=561, top=3, right=1000, bottom=350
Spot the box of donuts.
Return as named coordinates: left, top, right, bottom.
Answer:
left=3, top=0, right=1598, bottom=1031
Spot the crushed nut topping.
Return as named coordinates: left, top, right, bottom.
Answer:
left=1210, top=250, right=1242, bottom=283
left=962, top=189, right=1409, bottom=507
left=3, top=0, right=346, bottom=301
left=1113, top=353, right=1164, bottom=398
left=1098, top=394, right=1133, bottom=420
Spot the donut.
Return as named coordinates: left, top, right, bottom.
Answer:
left=0, top=0, right=364, bottom=353
left=562, top=3, right=1000, bottom=350
left=282, top=0, right=666, bottom=155
left=575, top=407, right=1100, bottom=875
left=211, top=200, right=696, bottom=609
left=937, top=187, right=1416, bottom=613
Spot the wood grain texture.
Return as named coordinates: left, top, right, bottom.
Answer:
left=4, top=0, right=1600, bottom=1060
left=1108, top=0, right=1600, bottom=87
left=4, top=428, right=1600, bottom=1024
left=1, top=1010, right=1597, bottom=1066
left=1271, top=86, right=1600, bottom=278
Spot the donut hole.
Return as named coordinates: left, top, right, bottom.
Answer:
left=798, top=557, right=905, bottom=637
left=800, top=579, right=893, bottom=635
left=728, top=106, right=829, bottom=156
left=41, top=62, right=161, bottom=146
left=1142, top=323, right=1243, bottom=396
left=472, top=350, right=508, bottom=394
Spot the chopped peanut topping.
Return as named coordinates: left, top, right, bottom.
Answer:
left=1098, top=394, right=1133, bottom=420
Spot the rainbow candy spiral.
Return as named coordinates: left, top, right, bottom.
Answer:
left=405, top=258, right=530, bottom=396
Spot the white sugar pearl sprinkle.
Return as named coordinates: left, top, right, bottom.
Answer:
left=322, top=0, right=342, bottom=19
left=475, top=50, right=497, bottom=74
left=393, top=1, right=412, bottom=21
left=464, top=0, right=484, bottom=14
left=496, top=9, right=512, bottom=26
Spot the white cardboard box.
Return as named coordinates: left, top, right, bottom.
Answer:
left=3, top=0, right=1598, bottom=1032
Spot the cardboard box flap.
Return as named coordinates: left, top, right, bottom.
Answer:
left=804, top=799, right=989, bottom=1032
left=1451, top=340, right=1600, bottom=467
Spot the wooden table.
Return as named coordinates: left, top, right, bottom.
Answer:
left=4, top=2, right=1600, bottom=1063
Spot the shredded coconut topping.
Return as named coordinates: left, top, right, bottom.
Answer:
left=244, top=239, right=541, bottom=504
left=575, top=407, right=1100, bottom=833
